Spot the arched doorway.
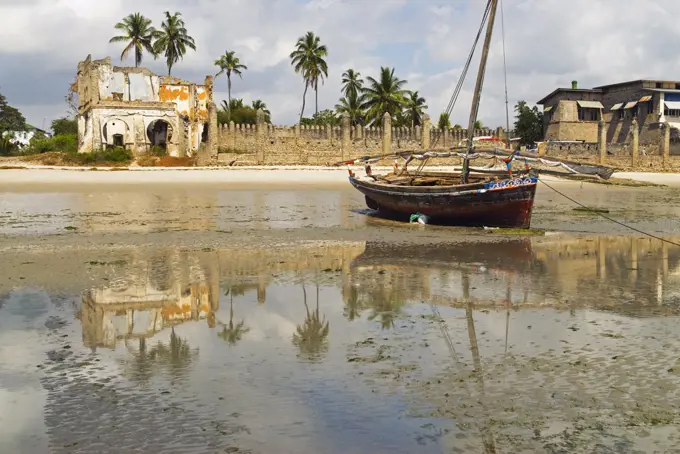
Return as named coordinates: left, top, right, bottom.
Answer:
left=102, top=119, right=129, bottom=148
left=147, top=120, right=173, bottom=149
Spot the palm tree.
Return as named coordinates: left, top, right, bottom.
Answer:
left=438, top=112, right=451, bottom=131
left=228, top=98, right=244, bottom=110
left=251, top=100, right=271, bottom=123
left=341, top=69, right=363, bottom=100
left=404, top=91, right=428, bottom=128
left=292, top=281, right=329, bottom=361
left=335, top=92, right=365, bottom=126
left=290, top=31, right=329, bottom=123
left=109, top=13, right=159, bottom=67
left=214, top=50, right=248, bottom=113
left=217, top=287, right=250, bottom=346
left=153, top=11, right=196, bottom=76
left=361, top=67, right=408, bottom=126
left=473, top=119, right=484, bottom=130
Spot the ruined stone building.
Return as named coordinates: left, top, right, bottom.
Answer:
left=537, top=79, right=680, bottom=146
left=75, top=55, right=217, bottom=157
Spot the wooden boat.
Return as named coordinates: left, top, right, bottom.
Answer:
left=343, top=0, right=615, bottom=228
left=350, top=169, right=538, bottom=228
left=344, top=0, right=543, bottom=229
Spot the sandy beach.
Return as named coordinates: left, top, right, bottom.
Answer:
left=0, top=165, right=678, bottom=188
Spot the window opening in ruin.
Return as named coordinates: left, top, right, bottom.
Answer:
left=201, top=123, right=209, bottom=143
left=112, top=134, right=124, bottom=147
left=147, top=120, right=172, bottom=149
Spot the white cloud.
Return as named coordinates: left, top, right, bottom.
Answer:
left=2, top=0, right=680, bottom=130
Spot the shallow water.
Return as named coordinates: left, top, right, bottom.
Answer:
left=2, top=182, right=680, bottom=237
left=2, top=231, right=680, bottom=453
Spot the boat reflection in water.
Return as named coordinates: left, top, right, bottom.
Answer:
left=344, top=236, right=680, bottom=453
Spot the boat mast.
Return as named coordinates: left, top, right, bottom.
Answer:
left=462, top=0, right=499, bottom=184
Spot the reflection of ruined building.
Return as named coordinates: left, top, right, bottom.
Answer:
left=81, top=251, right=220, bottom=349
left=78, top=244, right=366, bottom=350
left=75, top=55, right=218, bottom=158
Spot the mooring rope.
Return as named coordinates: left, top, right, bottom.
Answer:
left=538, top=177, right=680, bottom=248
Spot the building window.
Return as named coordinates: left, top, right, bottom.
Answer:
left=657, top=82, right=663, bottom=88
left=665, top=107, right=680, bottom=117
left=578, top=107, right=599, bottom=121
left=676, top=84, right=680, bottom=90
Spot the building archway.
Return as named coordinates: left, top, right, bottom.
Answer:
left=147, top=120, right=173, bottom=149
left=102, top=118, right=129, bottom=148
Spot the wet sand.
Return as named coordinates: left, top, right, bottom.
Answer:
left=0, top=167, right=678, bottom=189
left=2, top=176, right=680, bottom=453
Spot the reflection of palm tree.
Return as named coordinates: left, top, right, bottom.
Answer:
left=121, top=329, right=197, bottom=384
left=343, top=285, right=364, bottom=321
left=123, top=337, right=154, bottom=384
left=293, top=281, right=329, bottom=361
left=366, top=284, right=405, bottom=330
left=149, top=327, right=198, bottom=381
left=217, top=288, right=250, bottom=346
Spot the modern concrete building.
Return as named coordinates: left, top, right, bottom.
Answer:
left=537, top=79, right=680, bottom=146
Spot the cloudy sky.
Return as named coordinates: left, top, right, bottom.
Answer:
left=2, top=0, right=680, bottom=131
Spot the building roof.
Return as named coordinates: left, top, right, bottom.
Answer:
left=593, top=79, right=680, bottom=89
left=536, top=88, right=602, bottom=105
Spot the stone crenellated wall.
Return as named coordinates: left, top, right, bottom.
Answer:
left=215, top=112, right=506, bottom=165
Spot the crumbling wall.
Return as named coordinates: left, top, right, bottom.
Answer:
left=75, top=55, right=215, bottom=157
left=80, top=107, right=180, bottom=156
left=216, top=115, right=503, bottom=166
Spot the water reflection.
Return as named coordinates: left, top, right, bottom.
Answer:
left=6, top=236, right=680, bottom=452
left=293, top=280, right=330, bottom=362
left=76, top=236, right=680, bottom=358
left=347, top=236, right=680, bottom=317
left=80, top=251, right=219, bottom=351
left=217, top=286, right=250, bottom=346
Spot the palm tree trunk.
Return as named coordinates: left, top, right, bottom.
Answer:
left=315, top=80, right=319, bottom=116
left=299, top=82, right=308, bottom=125
left=227, top=74, right=232, bottom=115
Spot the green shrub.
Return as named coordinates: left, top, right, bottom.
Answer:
left=149, top=145, right=167, bottom=157
left=27, top=133, right=78, bottom=154
left=51, top=117, right=78, bottom=136
left=70, top=148, right=133, bottom=164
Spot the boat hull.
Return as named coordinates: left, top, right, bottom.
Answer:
left=350, top=175, right=537, bottom=229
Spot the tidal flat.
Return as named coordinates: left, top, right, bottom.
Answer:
left=2, top=176, right=680, bottom=453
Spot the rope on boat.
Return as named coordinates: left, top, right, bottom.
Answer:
left=538, top=177, right=680, bottom=248
left=349, top=149, right=588, bottom=176
left=432, top=0, right=493, bottom=149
